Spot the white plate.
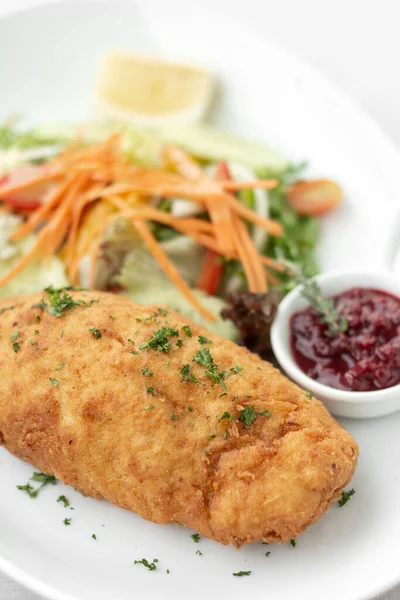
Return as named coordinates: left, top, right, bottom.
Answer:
left=1, top=2, right=400, bottom=600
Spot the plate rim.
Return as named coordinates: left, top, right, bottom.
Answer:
left=1, top=1, right=400, bottom=599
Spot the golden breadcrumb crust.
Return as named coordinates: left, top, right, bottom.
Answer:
left=0, top=291, right=358, bottom=546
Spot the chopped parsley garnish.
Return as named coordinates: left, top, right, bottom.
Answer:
left=181, top=364, right=198, bottom=383
left=265, top=551, right=271, bottom=557
left=63, top=518, right=72, bottom=526
left=144, top=404, right=155, bottom=411
left=34, top=330, right=40, bottom=335
left=57, top=495, right=70, bottom=508
left=219, top=392, right=227, bottom=398
left=196, top=550, right=203, bottom=556
left=188, top=405, right=194, bottom=412
left=132, top=351, right=139, bottom=355
left=338, top=488, right=355, bottom=507
left=32, top=298, right=47, bottom=311
left=198, top=335, right=212, bottom=345
left=146, top=386, right=158, bottom=396
left=182, top=325, right=192, bottom=337
left=238, top=406, right=272, bottom=427
left=218, top=411, right=234, bottom=422
left=0, top=304, right=15, bottom=315
left=12, top=342, right=21, bottom=353
left=209, top=434, right=216, bottom=439
left=176, top=339, right=183, bottom=348
left=222, top=431, right=228, bottom=439
left=89, top=327, right=101, bottom=339
left=134, top=558, right=158, bottom=571
left=230, top=365, right=244, bottom=375
left=158, top=308, right=168, bottom=317
left=306, top=391, right=313, bottom=399
left=193, top=347, right=213, bottom=367
left=205, top=365, right=228, bottom=389
left=141, top=367, right=153, bottom=377
left=233, top=571, right=251, bottom=577
left=55, top=361, right=65, bottom=371
left=191, top=533, right=200, bottom=543
left=17, top=472, right=57, bottom=498
left=170, top=413, right=179, bottom=421
left=30, top=341, right=38, bottom=346
left=10, top=331, right=19, bottom=342
left=92, top=534, right=97, bottom=540
left=193, top=347, right=227, bottom=389
left=49, top=378, right=59, bottom=387
left=139, top=327, right=179, bottom=353
left=45, top=286, right=85, bottom=318
left=290, top=539, right=296, bottom=548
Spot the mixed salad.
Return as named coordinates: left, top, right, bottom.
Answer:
left=0, top=116, right=342, bottom=353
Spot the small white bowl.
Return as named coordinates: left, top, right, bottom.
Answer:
left=271, top=270, right=400, bottom=419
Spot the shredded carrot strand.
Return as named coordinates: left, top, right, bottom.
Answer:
left=223, top=179, right=278, bottom=192
left=132, top=219, right=216, bottom=321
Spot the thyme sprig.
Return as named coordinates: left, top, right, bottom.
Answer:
left=284, top=261, right=348, bottom=336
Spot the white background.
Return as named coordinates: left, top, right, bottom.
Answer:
left=0, top=0, right=399, bottom=598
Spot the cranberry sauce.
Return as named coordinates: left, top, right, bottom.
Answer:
left=290, top=288, right=400, bottom=392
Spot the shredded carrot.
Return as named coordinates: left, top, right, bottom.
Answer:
left=0, top=135, right=288, bottom=320
left=223, top=179, right=278, bottom=192
left=132, top=219, right=216, bottom=321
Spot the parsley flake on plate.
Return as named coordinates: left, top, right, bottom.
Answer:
left=17, top=472, right=57, bottom=498
left=290, top=539, right=296, bottom=548
left=233, top=571, right=251, bottom=577
left=57, top=495, right=70, bottom=508
left=63, top=518, right=72, bottom=526
left=134, top=558, right=158, bottom=571
left=191, top=533, right=200, bottom=543
left=338, top=488, right=355, bottom=507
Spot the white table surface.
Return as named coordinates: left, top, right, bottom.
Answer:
left=0, top=0, right=399, bottom=598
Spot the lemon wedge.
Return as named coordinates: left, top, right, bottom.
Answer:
left=94, top=52, right=215, bottom=127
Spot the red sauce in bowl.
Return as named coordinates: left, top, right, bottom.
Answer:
left=290, top=288, right=400, bottom=392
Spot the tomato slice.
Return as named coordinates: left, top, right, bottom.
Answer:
left=196, top=161, right=231, bottom=295
left=0, top=165, right=50, bottom=213
left=196, top=250, right=224, bottom=296
left=287, top=179, right=343, bottom=216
